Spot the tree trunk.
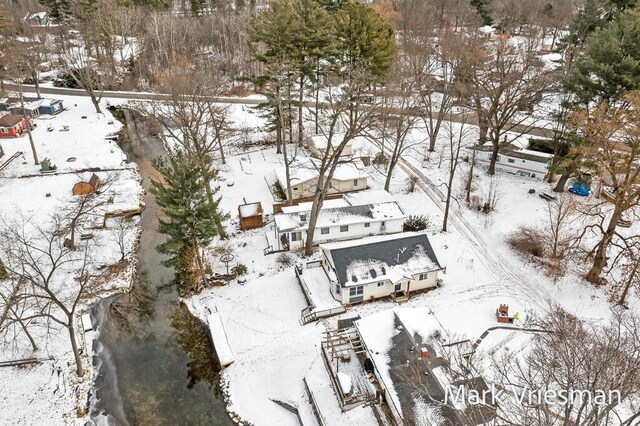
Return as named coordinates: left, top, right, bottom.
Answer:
left=618, top=260, right=637, bottom=306
left=69, top=217, right=77, bottom=249
left=33, top=71, right=41, bottom=98
left=554, top=171, right=571, bottom=192
left=275, top=120, right=282, bottom=154
left=487, top=142, right=499, bottom=175
left=384, top=162, right=394, bottom=192
left=585, top=208, right=623, bottom=285
left=19, top=87, right=39, bottom=165
left=298, top=77, right=304, bottom=147
left=466, top=150, right=476, bottom=204
left=89, top=90, right=102, bottom=114
left=67, top=322, right=84, bottom=376
left=443, top=173, right=455, bottom=232
left=304, top=191, right=324, bottom=256
left=282, top=132, right=293, bottom=204
left=428, top=133, right=437, bottom=152
left=19, top=319, right=38, bottom=352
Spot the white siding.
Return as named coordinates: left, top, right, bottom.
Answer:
left=339, top=272, right=438, bottom=305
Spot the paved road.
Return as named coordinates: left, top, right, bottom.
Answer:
left=3, top=83, right=264, bottom=105
left=4, top=82, right=557, bottom=139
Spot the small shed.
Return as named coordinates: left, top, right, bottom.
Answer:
left=238, top=201, right=264, bottom=230
left=73, top=173, right=101, bottom=196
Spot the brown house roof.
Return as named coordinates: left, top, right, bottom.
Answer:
left=0, top=114, right=25, bottom=127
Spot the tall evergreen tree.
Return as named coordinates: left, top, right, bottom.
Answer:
left=570, top=10, right=640, bottom=105
left=248, top=0, right=303, bottom=150
left=150, top=153, right=220, bottom=294
left=337, top=1, right=395, bottom=83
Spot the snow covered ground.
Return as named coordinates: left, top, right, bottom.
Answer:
left=0, top=94, right=143, bottom=425
left=186, top=103, right=639, bottom=425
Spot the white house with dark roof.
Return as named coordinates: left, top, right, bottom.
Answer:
left=275, top=158, right=369, bottom=201
left=319, top=232, right=444, bottom=305
left=268, top=189, right=405, bottom=252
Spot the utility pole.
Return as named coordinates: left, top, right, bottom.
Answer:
left=18, top=81, right=38, bottom=165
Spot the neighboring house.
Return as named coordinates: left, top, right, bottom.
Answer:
left=0, top=97, right=39, bottom=111
left=0, top=115, right=28, bottom=138
left=38, top=99, right=65, bottom=115
left=1, top=97, right=64, bottom=116
left=10, top=103, right=41, bottom=119
left=275, top=158, right=369, bottom=201
left=472, top=144, right=553, bottom=179
left=307, top=133, right=354, bottom=160
left=320, top=232, right=444, bottom=305
left=268, top=189, right=405, bottom=252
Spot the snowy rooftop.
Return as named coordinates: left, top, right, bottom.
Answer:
left=238, top=202, right=262, bottom=218
left=310, top=133, right=348, bottom=150
left=274, top=190, right=404, bottom=232
left=473, top=145, right=553, bottom=163
left=275, top=158, right=369, bottom=189
left=322, top=232, right=442, bottom=287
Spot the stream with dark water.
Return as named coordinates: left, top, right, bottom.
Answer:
left=89, top=108, right=232, bottom=425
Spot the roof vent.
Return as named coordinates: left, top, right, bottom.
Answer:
left=351, top=275, right=358, bottom=283
left=369, top=268, right=377, bottom=279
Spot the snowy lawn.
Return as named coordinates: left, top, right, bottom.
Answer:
left=186, top=112, right=639, bottom=424
left=0, top=94, right=143, bottom=425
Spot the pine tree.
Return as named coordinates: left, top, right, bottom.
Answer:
left=570, top=10, right=640, bottom=105
left=248, top=0, right=304, bottom=149
left=150, top=153, right=220, bottom=294
left=337, top=1, right=395, bottom=83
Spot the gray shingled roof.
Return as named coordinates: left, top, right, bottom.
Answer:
left=326, top=233, right=442, bottom=286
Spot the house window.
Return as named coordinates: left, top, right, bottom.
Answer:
left=364, top=222, right=370, bottom=228
left=335, top=284, right=341, bottom=294
left=507, top=158, right=515, bottom=163
left=340, top=225, right=349, bottom=232
left=321, top=227, right=330, bottom=235
left=496, top=155, right=501, bottom=162
left=349, top=286, right=364, bottom=296
left=291, top=232, right=298, bottom=241
left=377, top=282, right=384, bottom=287
left=419, top=273, right=428, bottom=280
left=353, top=179, right=359, bottom=186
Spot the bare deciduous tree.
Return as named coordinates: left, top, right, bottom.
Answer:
left=458, top=33, right=553, bottom=175
left=1, top=216, right=103, bottom=376
left=570, top=92, right=640, bottom=285
left=491, top=307, right=640, bottom=425
left=303, top=74, right=383, bottom=256
left=59, top=45, right=107, bottom=114
left=442, top=113, right=473, bottom=232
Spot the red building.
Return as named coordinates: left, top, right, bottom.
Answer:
left=0, top=114, right=28, bottom=138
